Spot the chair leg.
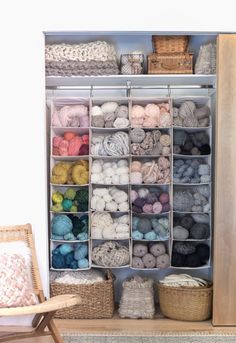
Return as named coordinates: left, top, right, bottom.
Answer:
left=47, top=319, right=64, bottom=343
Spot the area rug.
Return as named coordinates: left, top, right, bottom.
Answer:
left=63, top=333, right=236, bottom=343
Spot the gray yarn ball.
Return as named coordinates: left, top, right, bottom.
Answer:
left=179, top=101, right=196, bottom=119
left=191, top=213, right=209, bottom=224
left=190, top=223, right=210, bottom=239
left=173, top=242, right=196, bottom=255
left=142, top=253, right=156, bottom=268
left=149, top=243, right=166, bottom=257
left=180, top=215, right=194, bottom=229
left=137, top=218, right=152, bottom=234
left=194, top=105, right=210, bottom=120
left=173, top=190, right=194, bottom=212
left=173, top=226, right=189, bottom=240
left=115, top=105, right=128, bottom=119
left=132, top=256, right=144, bottom=269
left=130, top=128, right=146, bottom=143
left=156, top=254, right=170, bottom=268
left=173, top=130, right=187, bottom=145
left=133, top=244, right=148, bottom=257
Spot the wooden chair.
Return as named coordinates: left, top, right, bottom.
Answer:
left=0, top=223, right=81, bottom=343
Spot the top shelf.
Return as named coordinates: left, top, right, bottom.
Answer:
left=46, top=75, right=216, bottom=88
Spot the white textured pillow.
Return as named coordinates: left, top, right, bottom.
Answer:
left=0, top=241, right=37, bottom=308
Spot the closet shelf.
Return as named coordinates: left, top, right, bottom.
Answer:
left=46, top=74, right=216, bottom=88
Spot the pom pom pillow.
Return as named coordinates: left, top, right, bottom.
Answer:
left=0, top=241, right=37, bottom=307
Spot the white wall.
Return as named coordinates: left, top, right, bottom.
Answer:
left=0, top=0, right=236, bottom=323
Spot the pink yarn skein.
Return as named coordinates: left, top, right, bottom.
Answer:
left=59, top=140, right=69, bottom=156
left=79, top=115, right=89, bottom=127
left=153, top=201, right=162, bottom=213
left=142, top=204, right=153, bottom=213
left=130, top=172, right=142, bottom=184
left=144, top=104, right=160, bottom=118
left=132, top=105, right=145, bottom=118
left=53, top=136, right=63, bottom=148
left=68, top=136, right=82, bottom=156
left=130, top=190, right=139, bottom=202
left=131, top=161, right=142, bottom=172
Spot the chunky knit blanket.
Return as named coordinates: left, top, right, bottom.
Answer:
left=45, top=41, right=119, bottom=76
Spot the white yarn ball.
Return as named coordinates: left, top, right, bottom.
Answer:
left=111, top=162, right=118, bottom=169
left=91, top=173, right=102, bottom=183
left=117, top=214, right=129, bottom=224
left=113, top=118, right=129, bottom=128
left=109, top=187, right=119, bottom=197
left=103, top=162, right=112, bottom=169
left=138, top=188, right=150, bottom=198
left=91, top=195, right=100, bottom=210
left=112, top=175, right=120, bottom=184
left=119, top=174, right=129, bottom=184
left=117, top=159, right=128, bottom=168
left=92, top=106, right=103, bottom=116
left=92, top=164, right=102, bottom=174
left=113, top=191, right=128, bottom=204
left=116, top=232, right=129, bottom=239
left=116, top=167, right=129, bottom=175
left=101, top=102, right=118, bottom=114
left=103, top=227, right=116, bottom=239
left=91, top=227, right=103, bottom=239
left=130, top=172, right=143, bottom=184
left=104, top=167, right=115, bottom=177
left=115, top=223, right=129, bottom=233
left=93, top=188, right=109, bottom=197
left=118, top=202, right=129, bottom=212
left=95, top=198, right=105, bottom=211
left=105, top=201, right=118, bottom=212
left=104, top=177, right=112, bottom=184
left=103, top=194, right=113, bottom=203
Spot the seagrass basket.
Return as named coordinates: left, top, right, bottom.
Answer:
left=148, top=53, right=193, bottom=74
left=158, top=282, right=213, bottom=321
left=50, top=270, right=115, bottom=319
left=152, top=35, right=189, bottom=54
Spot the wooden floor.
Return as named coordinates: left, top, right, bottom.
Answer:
left=1, top=313, right=236, bottom=343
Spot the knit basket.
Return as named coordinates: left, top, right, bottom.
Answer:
left=148, top=53, right=193, bottom=74
left=194, top=42, right=216, bottom=74
left=118, top=278, right=155, bottom=319
left=158, top=282, right=213, bottom=321
left=152, top=35, right=189, bottom=54
left=50, top=270, right=115, bottom=319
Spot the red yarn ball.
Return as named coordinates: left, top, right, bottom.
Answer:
left=79, top=144, right=89, bottom=155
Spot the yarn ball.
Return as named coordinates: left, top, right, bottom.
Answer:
left=115, top=105, right=128, bottom=119
left=191, top=214, right=209, bottom=224
left=171, top=252, right=186, bottom=267
left=79, top=144, right=89, bottom=155
left=132, top=205, right=143, bottom=213
left=185, top=253, right=202, bottom=267
left=79, top=115, right=89, bottom=127
left=132, top=230, right=144, bottom=240
left=70, top=261, right=78, bottom=269
left=159, top=193, right=169, bottom=204
left=132, top=105, right=145, bottom=118
left=132, top=256, right=144, bottom=269
left=190, top=223, right=210, bottom=239
left=64, top=233, right=75, bottom=240
left=133, top=197, right=146, bottom=208
left=101, top=101, right=118, bottom=114
left=173, top=130, right=187, bottom=146
left=138, top=188, right=150, bottom=198
left=51, top=215, right=73, bottom=236
left=142, top=253, right=156, bottom=268
left=65, top=252, right=74, bottom=266
left=142, top=204, right=153, bottom=213
left=173, top=242, right=196, bottom=255
left=146, top=193, right=158, bottom=205
left=132, top=217, right=139, bottom=230
left=62, top=199, right=73, bottom=211
left=59, top=244, right=73, bottom=256
left=162, top=203, right=170, bottom=212
left=92, top=106, right=103, bottom=116
left=173, top=191, right=194, bottom=212
left=179, top=101, right=196, bottom=119
left=156, top=254, right=170, bottom=269
left=131, top=161, right=142, bottom=172
left=74, top=244, right=88, bottom=260
left=78, top=258, right=89, bottom=269
left=180, top=215, right=194, bottom=230
left=149, top=243, right=166, bottom=257
left=52, top=253, right=66, bottom=269
left=64, top=188, right=76, bottom=200
left=133, top=244, right=148, bottom=257
left=52, top=191, right=64, bottom=204
left=130, top=172, right=142, bottom=184
left=158, top=217, right=169, bottom=229
left=92, top=115, right=105, bottom=127
left=144, top=231, right=157, bottom=240
left=137, top=218, right=152, bottom=234
left=77, top=232, right=88, bottom=240
left=152, top=202, right=162, bottom=214
left=173, top=226, right=189, bottom=240
left=196, top=244, right=210, bottom=263
left=131, top=128, right=145, bottom=143
left=199, top=144, right=211, bottom=155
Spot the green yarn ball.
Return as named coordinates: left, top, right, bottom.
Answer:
left=51, top=215, right=73, bottom=236
left=62, top=199, right=73, bottom=211
left=64, top=188, right=76, bottom=200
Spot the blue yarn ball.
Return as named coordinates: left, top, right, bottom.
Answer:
left=64, top=232, right=76, bottom=240
left=132, top=217, right=139, bottom=230
left=59, top=243, right=73, bottom=255
left=78, top=258, right=89, bottom=269
left=62, top=199, right=73, bottom=211
left=65, top=251, right=74, bottom=266
left=52, top=253, right=66, bottom=269
left=69, top=260, right=78, bottom=269
left=132, top=230, right=144, bottom=240
left=51, top=234, right=64, bottom=240
left=144, top=231, right=157, bottom=240
left=52, top=215, right=73, bottom=236
left=77, top=232, right=88, bottom=240
left=74, top=243, right=88, bottom=260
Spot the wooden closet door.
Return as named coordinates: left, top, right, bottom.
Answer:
left=213, top=34, right=236, bottom=325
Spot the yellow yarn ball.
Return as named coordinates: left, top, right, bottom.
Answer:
left=52, top=191, right=64, bottom=204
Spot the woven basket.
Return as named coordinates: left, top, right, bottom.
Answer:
left=158, top=282, right=213, bottom=321
left=50, top=270, right=115, bottom=319
left=148, top=53, right=193, bottom=74
left=152, top=35, right=189, bottom=54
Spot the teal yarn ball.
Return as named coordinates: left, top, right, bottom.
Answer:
left=52, top=215, right=73, bottom=236
left=62, top=199, right=73, bottom=211
left=52, top=253, right=66, bottom=269
left=64, top=232, right=76, bottom=240
left=132, top=230, right=144, bottom=240
left=78, top=258, right=89, bottom=269
left=77, top=232, right=88, bottom=240
left=59, top=243, right=73, bottom=255
left=74, top=243, right=88, bottom=260
left=65, top=251, right=74, bottom=266
left=51, top=234, right=64, bottom=240
left=70, top=260, right=78, bottom=269
left=137, top=218, right=152, bottom=234
left=144, top=231, right=157, bottom=240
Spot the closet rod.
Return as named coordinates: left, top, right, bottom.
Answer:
left=46, top=85, right=215, bottom=90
